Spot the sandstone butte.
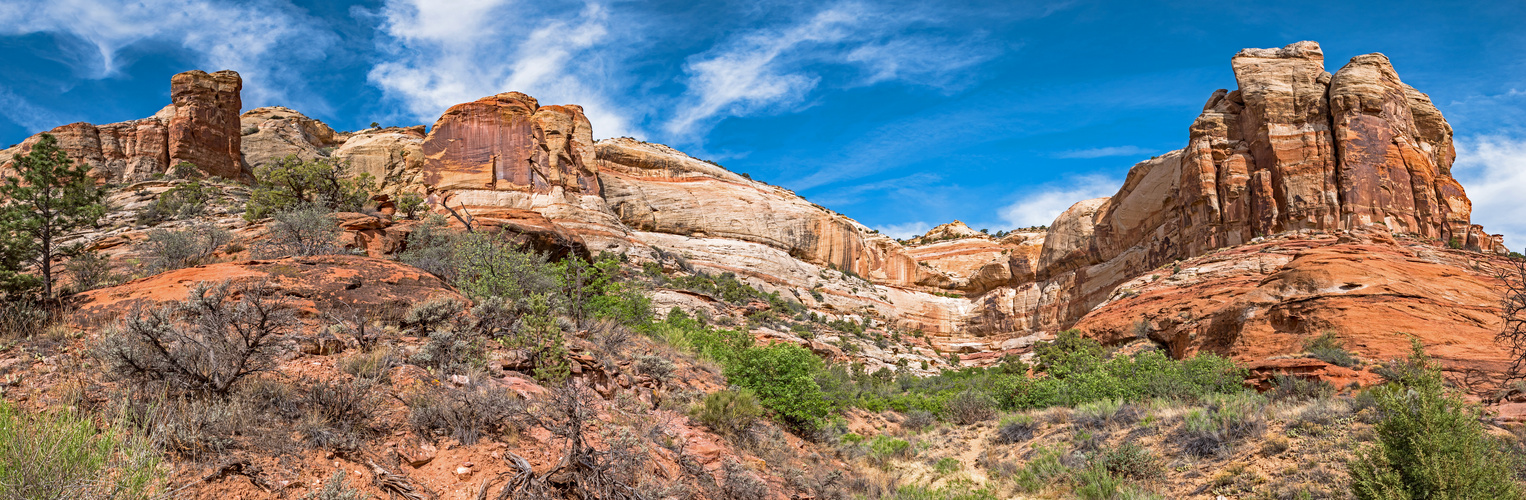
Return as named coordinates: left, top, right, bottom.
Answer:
left=11, top=41, right=1516, bottom=383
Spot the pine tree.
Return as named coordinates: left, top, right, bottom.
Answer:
left=0, top=134, right=106, bottom=298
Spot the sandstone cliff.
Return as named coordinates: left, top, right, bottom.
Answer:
left=0, top=70, right=246, bottom=183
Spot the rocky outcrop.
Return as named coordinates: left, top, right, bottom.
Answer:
left=1069, top=231, right=1512, bottom=380
left=0, top=70, right=245, bottom=183
left=169, top=70, right=246, bottom=181
left=71, top=255, right=464, bottom=325
left=422, top=92, right=598, bottom=195
left=596, top=137, right=949, bottom=288
left=332, top=127, right=428, bottom=196
left=417, top=93, right=631, bottom=251
left=238, top=106, right=342, bottom=170
left=0, top=118, right=171, bottom=182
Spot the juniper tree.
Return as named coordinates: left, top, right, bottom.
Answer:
left=0, top=134, right=106, bottom=298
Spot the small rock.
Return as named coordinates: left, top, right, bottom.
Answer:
left=454, top=466, right=473, bottom=480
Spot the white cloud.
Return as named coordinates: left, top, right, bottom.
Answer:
left=997, top=174, right=1119, bottom=228
left=0, top=0, right=336, bottom=109
left=366, top=0, right=638, bottom=137
left=876, top=221, right=932, bottom=240
left=664, top=2, right=997, bottom=139
left=1454, top=135, right=1526, bottom=250
left=0, top=86, right=74, bottom=134
left=1053, top=145, right=1157, bottom=159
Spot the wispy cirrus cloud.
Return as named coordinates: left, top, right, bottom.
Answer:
left=0, top=0, right=336, bottom=109
left=875, top=221, right=932, bottom=239
left=1455, top=135, right=1526, bottom=250
left=997, top=174, right=1118, bottom=228
left=663, top=2, right=1000, bottom=139
left=364, top=0, right=639, bottom=137
left=1053, top=145, right=1158, bottom=159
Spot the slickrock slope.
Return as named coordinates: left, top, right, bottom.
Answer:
left=0, top=70, right=245, bottom=182
left=596, top=137, right=946, bottom=289
left=70, top=255, right=463, bottom=325
left=1069, top=230, right=1511, bottom=379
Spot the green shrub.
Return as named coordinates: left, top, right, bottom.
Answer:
left=1073, top=461, right=1123, bottom=500
left=946, top=389, right=996, bottom=424
left=245, top=155, right=374, bottom=221
left=136, top=180, right=214, bottom=225
left=1180, top=392, right=1266, bottom=457
left=725, top=342, right=833, bottom=430
left=691, top=389, right=763, bottom=437
left=143, top=224, right=231, bottom=272
left=1349, top=341, right=1524, bottom=499
left=65, top=251, right=118, bottom=292
left=1268, top=373, right=1335, bottom=401
left=452, top=232, right=558, bottom=301
left=933, top=457, right=962, bottom=474
left=397, top=215, right=460, bottom=280
left=1094, top=442, right=1163, bottom=480
left=868, top=435, right=912, bottom=464
left=1305, top=332, right=1357, bottom=367
left=995, top=414, right=1037, bottom=444
left=256, top=205, right=342, bottom=258
left=395, top=192, right=425, bottom=220
left=0, top=401, right=161, bottom=500
left=1014, top=445, right=1068, bottom=492
left=407, top=380, right=521, bottom=445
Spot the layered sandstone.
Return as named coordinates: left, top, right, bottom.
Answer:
left=169, top=70, right=246, bottom=181
left=419, top=93, right=630, bottom=251
left=596, top=137, right=949, bottom=288
left=238, top=106, right=342, bottom=170
left=0, top=70, right=245, bottom=183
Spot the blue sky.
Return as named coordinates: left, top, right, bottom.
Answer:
left=2, top=0, right=1524, bottom=246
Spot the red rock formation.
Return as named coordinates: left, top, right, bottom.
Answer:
left=0, top=69, right=245, bottom=183
left=421, top=92, right=598, bottom=196
left=169, top=70, right=246, bottom=181
left=71, top=255, right=463, bottom=325
left=1069, top=232, right=1512, bottom=383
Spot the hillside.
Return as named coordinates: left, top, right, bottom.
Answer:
left=0, top=41, right=1522, bottom=499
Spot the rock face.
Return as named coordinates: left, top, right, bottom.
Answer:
left=0, top=70, right=245, bottom=183
left=169, top=70, right=246, bottom=181
left=333, top=128, right=427, bottom=196
left=422, top=92, right=598, bottom=196
left=1069, top=232, right=1511, bottom=379
left=597, top=137, right=948, bottom=288
left=238, top=106, right=342, bottom=170
left=0, top=119, right=170, bottom=182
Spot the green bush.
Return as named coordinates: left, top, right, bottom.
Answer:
left=136, top=180, right=214, bottom=225
left=1349, top=341, right=1524, bottom=499
left=395, top=192, right=425, bottom=220
left=995, top=414, right=1037, bottom=444
left=933, top=457, right=962, bottom=474
left=1179, top=392, right=1266, bottom=457
left=726, top=342, right=833, bottom=430
left=1305, top=332, right=1358, bottom=367
left=256, top=205, right=342, bottom=258
left=1094, top=442, right=1163, bottom=480
left=0, top=402, right=161, bottom=500
left=868, top=435, right=912, bottom=464
left=690, top=389, right=763, bottom=437
left=246, top=155, right=374, bottom=221
left=452, top=232, right=558, bottom=301
left=142, top=224, right=231, bottom=272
